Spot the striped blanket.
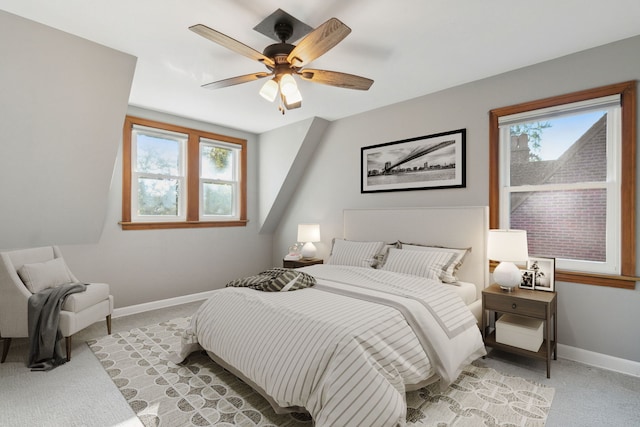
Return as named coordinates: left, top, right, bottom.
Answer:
left=177, top=265, right=486, bottom=426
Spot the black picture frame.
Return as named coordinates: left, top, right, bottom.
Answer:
left=361, top=129, right=466, bottom=193
left=519, top=269, right=536, bottom=289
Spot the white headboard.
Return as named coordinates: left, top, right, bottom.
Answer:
left=343, top=206, right=489, bottom=299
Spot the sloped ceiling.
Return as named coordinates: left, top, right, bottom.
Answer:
left=0, top=11, right=136, bottom=249
left=0, top=0, right=638, bottom=134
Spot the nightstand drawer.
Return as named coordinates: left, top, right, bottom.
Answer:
left=484, top=293, right=547, bottom=318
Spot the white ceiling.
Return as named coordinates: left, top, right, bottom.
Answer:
left=2, top=0, right=639, bottom=134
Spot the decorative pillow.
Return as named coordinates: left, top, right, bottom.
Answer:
left=372, top=242, right=400, bottom=269
left=17, top=257, right=74, bottom=293
left=380, top=247, right=466, bottom=283
left=327, top=239, right=385, bottom=268
left=226, top=268, right=316, bottom=292
left=399, top=243, right=470, bottom=283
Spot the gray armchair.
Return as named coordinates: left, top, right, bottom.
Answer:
left=0, top=246, right=113, bottom=363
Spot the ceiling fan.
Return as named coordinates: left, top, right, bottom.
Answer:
left=189, top=9, right=374, bottom=113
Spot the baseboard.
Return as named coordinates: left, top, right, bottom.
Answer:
left=112, top=290, right=216, bottom=319
left=112, top=292, right=640, bottom=378
left=558, top=344, right=640, bottom=378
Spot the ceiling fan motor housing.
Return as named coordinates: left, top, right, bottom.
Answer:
left=263, top=42, right=295, bottom=65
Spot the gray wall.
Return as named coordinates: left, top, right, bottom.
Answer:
left=272, top=35, right=640, bottom=363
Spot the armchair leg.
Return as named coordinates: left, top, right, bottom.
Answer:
left=1, top=337, right=11, bottom=363
left=106, top=314, right=112, bottom=335
left=65, top=336, right=72, bottom=362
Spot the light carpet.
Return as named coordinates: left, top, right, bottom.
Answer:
left=88, top=317, right=554, bottom=426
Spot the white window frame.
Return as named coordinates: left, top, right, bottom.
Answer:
left=497, top=96, right=622, bottom=275
left=131, top=125, right=187, bottom=222
left=199, top=138, right=240, bottom=221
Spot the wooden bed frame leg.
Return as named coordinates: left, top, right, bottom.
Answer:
left=1, top=337, right=11, bottom=363
left=66, top=336, right=72, bottom=362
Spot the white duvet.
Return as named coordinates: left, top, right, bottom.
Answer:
left=177, top=265, right=486, bottom=426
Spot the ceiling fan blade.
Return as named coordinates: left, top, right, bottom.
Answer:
left=190, top=24, right=275, bottom=68
left=202, top=72, right=271, bottom=90
left=298, top=69, right=373, bottom=90
left=287, top=18, right=351, bottom=67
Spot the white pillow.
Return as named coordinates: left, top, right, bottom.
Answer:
left=327, top=239, right=385, bottom=268
left=400, top=243, right=470, bottom=283
left=17, top=257, right=73, bottom=293
left=381, top=247, right=466, bottom=283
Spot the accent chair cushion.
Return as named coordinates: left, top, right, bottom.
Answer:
left=17, top=257, right=73, bottom=294
left=62, top=282, right=110, bottom=312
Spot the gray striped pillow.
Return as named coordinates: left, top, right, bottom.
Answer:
left=380, top=247, right=464, bottom=283
left=400, top=243, right=469, bottom=283
left=327, top=239, right=385, bottom=268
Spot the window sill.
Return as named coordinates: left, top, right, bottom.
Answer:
left=489, top=261, right=637, bottom=289
left=555, top=270, right=637, bottom=290
left=119, top=220, right=248, bottom=230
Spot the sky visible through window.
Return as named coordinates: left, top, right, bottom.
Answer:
left=535, top=110, right=606, bottom=160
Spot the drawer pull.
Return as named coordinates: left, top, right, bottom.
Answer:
left=512, top=303, right=517, bottom=309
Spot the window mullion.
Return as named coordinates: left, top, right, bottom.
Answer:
left=186, top=134, right=199, bottom=222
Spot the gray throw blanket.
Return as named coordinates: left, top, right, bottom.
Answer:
left=28, top=283, right=86, bottom=371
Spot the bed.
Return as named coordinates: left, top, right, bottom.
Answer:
left=177, top=207, right=489, bottom=426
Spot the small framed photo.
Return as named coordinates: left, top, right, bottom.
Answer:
left=519, top=269, right=535, bottom=289
left=527, top=257, right=555, bottom=292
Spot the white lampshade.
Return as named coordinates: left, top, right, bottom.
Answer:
left=259, top=79, right=278, bottom=102
left=298, top=223, right=320, bottom=259
left=488, top=229, right=529, bottom=291
left=488, top=229, right=528, bottom=262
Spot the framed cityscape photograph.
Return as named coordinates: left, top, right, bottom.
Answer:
left=527, top=257, right=555, bottom=291
left=361, top=129, right=466, bottom=193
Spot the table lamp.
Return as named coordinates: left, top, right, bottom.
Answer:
left=488, top=229, right=529, bottom=291
left=298, top=223, right=320, bottom=259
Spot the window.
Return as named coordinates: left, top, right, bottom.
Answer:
left=121, top=116, right=247, bottom=230
left=489, top=81, right=636, bottom=289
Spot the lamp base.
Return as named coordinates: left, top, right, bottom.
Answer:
left=300, top=242, right=317, bottom=259
left=493, top=261, right=521, bottom=292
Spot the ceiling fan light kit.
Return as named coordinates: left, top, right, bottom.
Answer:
left=190, top=9, right=373, bottom=114
left=259, top=79, right=279, bottom=102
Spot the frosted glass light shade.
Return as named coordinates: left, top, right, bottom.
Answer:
left=279, top=74, right=298, bottom=97
left=284, top=88, right=302, bottom=104
left=259, top=79, right=278, bottom=102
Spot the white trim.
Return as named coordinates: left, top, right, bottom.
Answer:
left=498, top=94, right=620, bottom=126
left=558, top=343, right=640, bottom=378
left=112, top=290, right=215, bottom=318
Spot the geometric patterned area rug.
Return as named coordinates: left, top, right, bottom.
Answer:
left=88, top=317, right=554, bottom=427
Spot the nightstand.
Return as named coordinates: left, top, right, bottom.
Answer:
left=482, top=284, right=557, bottom=378
left=283, top=258, right=323, bottom=269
